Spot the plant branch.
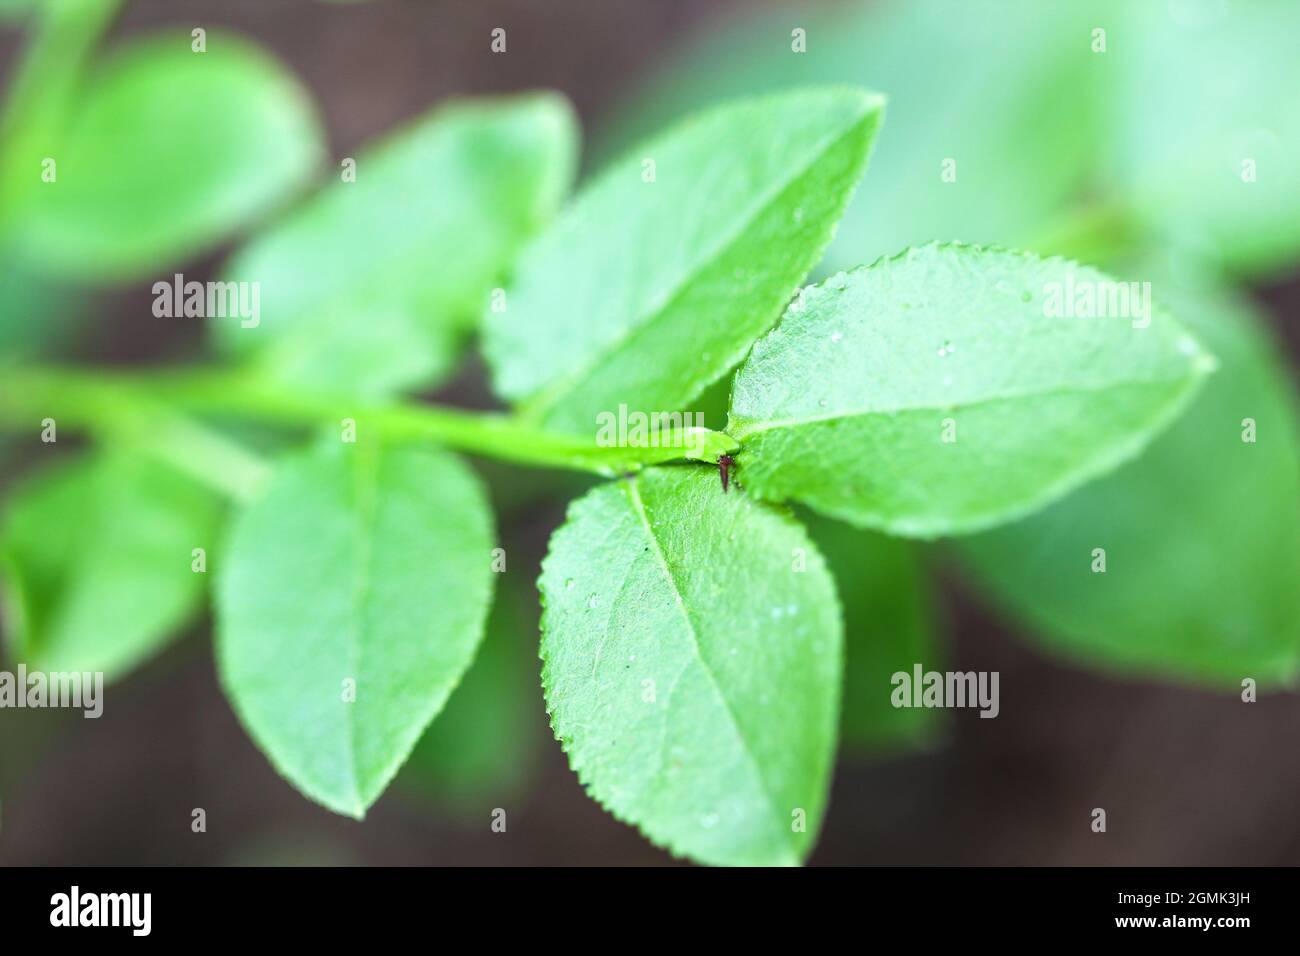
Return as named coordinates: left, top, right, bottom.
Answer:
left=0, top=364, right=739, bottom=478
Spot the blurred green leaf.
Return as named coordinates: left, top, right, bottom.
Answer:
left=0, top=0, right=121, bottom=213
left=0, top=267, right=84, bottom=356
left=599, top=0, right=1102, bottom=273
left=399, top=583, right=540, bottom=807
left=1103, top=0, right=1300, bottom=276
left=0, top=0, right=36, bottom=21
left=485, top=86, right=883, bottom=434
left=606, top=0, right=1300, bottom=280
left=7, top=30, right=322, bottom=281
left=728, top=244, right=1215, bottom=537
left=957, top=275, right=1300, bottom=685
left=218, top=93, right=579, bottom=398
left=540, top=467, right=841, bottom=866
left=804, top=511, right=941, bottom=753
left=0, top=451, right=221, bottom=679
left=216, top=441, right=495, bottom=818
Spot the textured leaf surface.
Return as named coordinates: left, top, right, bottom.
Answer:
left=10, top=31, right=321, bottom=280
left=216, top=441, right=494, bottom=817
left=540, top=467, right=842, bottom=866
left=728, top=243, right=1215, bottom=537
left=957, top=279, right=1300, bottom=684
left=218, top=94, right=577, bottom=397
left=0, top=452, right=221, bottom=679
left=805, top=512, right=941, bottom=752
left=485, top=87, right=883, bottom=434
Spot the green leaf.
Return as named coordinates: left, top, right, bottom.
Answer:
left=956, top=277, right=1300, bottom=684
left=8, top=30, right=322, bottom=281
left=485, top=87, right=884, bottom=434
left=0, top=452, right=222, bottom=679
left=597, top=1, right=1102, bottom=273
left=216, top=440, right=495, bottom=817
left=804, top=512, right=942, bottom=753
left=1106, top=0, right=1300, bottom=276
left=728, top=243, right=1216, bottom=538
left=217, top=93, right=579, bottom=398
left=539, top=466, right=842, bottom=866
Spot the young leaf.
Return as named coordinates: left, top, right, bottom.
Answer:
left=9, top=31, right=322, bottom=281
left=728, top=243, right=1216, bottom=538
left=0, top=452, right=222, bottom=679
left=216, top=441, right=495, bottom=818
left=484, top=87, right=884, bottom=434
left=956, top=279, right=1300, bottom=684
left=217, top=93, right=578, bottom=398
left=540, top=467, right=842, bottom=866
left=804, top=512, right=942, bottom=753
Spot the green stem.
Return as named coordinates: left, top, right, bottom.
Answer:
left=126, top=413, right=273, bottom=503
left=0, top=365, right=738, bottom=479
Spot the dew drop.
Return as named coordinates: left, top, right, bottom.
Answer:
left=700, top=813, right=720, bottom=829
left=564, top=578, right=575, bottom=590
left=830, top=330, right=843, bottom=343
left=587, top=594, right=599, bottom=609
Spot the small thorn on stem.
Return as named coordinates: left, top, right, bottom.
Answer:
left=718, top=454, right=735, bottom=493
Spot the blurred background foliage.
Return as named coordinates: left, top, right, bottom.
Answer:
left=0, top=0, right=1297, bottom=864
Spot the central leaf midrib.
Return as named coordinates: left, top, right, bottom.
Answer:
left=341, top=442, right=383, bottom=813
left=730, top=370, right=1199, bottom=439
left=624, top=476, right=793, bottom=861
left=526, top=105, right=876, bottom=420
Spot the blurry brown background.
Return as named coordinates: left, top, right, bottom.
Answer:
left=1, top=0, right=1298, bottom=866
